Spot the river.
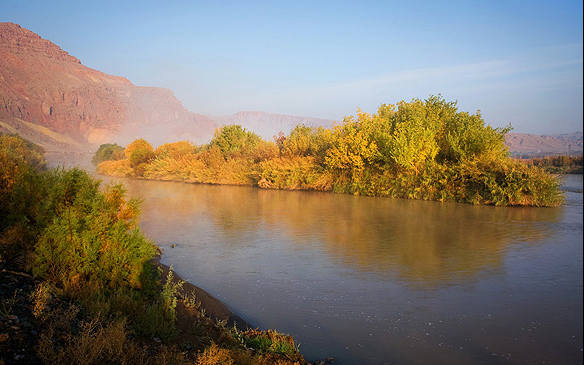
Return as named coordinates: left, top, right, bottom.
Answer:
left=101, top=173, right=582, bottom=364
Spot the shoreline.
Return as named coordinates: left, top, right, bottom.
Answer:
left=2, top=140, right=317, bottom=364
left=154, top=258, right=251, bottom=331
left=43, top=152, right=254, bottom=330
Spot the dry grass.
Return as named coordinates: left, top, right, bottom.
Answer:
left=30, top=282, right=51, bottom=320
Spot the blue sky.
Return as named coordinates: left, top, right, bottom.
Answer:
left=2, top=0, right=583, bottom=134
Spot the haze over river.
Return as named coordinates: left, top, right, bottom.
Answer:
left=108, top=174, right=582, bottom=364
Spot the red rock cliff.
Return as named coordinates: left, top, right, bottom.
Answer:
left=0, top=22, right=217, bottom=151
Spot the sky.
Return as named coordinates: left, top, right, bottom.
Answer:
left=2, top=0, right=583, bottom=134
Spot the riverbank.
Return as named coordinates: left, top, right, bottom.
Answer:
left=154, top=259, right=250, bottom=331
left=0, top=135, right=317, bottom=364
left=1, top=256, right=331, bottom=364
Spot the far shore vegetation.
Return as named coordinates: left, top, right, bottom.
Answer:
left=0, top=133, right=309, bottom=364
left=519, top=155, right=583, bottom=174
left=97, top=96, right=565, bottom=207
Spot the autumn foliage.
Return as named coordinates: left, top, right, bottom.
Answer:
left=96, top=96, right=564, bottom=206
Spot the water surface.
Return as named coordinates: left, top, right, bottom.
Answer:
left=114, top=175, right=583, bottom=364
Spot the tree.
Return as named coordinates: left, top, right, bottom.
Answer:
left=437, top=111, right=511, bottom=163
left=282, top=124, right=313, bottom=157
left=209, top=125, right=262, bottom=158
left=125, top=139, right=155, bottom=176
left=324, top=110, right=380, bottom=182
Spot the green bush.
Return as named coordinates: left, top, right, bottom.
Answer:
left=91, top=143, right=125, bottom=165
left=32, top=168, right=157, bottom=292
left=3, top=135, right=310, bottom=364
left=0, top=133, right=46, bottom=170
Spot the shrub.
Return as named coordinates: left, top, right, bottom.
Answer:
left=96, top=159, right=133, bottom=177
left=125, top=138, right=155, bottom=176
left=0, top=133, right=46, bottom=170
left=92, top=96, right=565, bottom=206
left=30, top=168, right=158, bottom=293
left=196, top=343, right=234, bottom=365
left=259, top=156, right=332, bottom=191
left=91, top=143, right=125, bottom=165
left=210, top=125, right=262, bottom=159
left=154, top=140, right=197, bottom=159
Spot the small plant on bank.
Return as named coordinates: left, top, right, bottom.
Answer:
left=0, top=289, right=18, bottom=317
left=243, top=329, right=301, bottom=359
left=30, top=282, right=52, bottom=320
left=184, top=290, right=201, bottom=311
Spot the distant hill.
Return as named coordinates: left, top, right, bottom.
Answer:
left=0, top=22, right=217, bottom=151
left=505, top=132, right=583, bottom=158
left=208, top=111, right=334, bottom=140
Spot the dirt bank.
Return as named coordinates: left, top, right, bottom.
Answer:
left=155, top=259, right=250, bottom=331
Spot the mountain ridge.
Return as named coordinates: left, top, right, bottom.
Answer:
left=505, top=131, right=583, bottom=157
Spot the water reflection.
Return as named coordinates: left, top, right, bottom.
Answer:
left=112, top=176, right=581, bottom=364
left=120, top=179, right=561, bottom=286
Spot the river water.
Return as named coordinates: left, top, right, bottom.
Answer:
left=108, top=174, right=582, bottom=365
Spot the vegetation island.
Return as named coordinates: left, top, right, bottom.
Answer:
left=96, top=96, right=565, bottom=207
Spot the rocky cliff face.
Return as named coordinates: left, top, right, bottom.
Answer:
left=0, top=22, right=217, bottom=151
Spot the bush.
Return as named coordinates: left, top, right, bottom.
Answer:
left=259, top=156, right=333, bottom=191
left=0, top=133, right=46, bottom=170
left=91, top=143, right=125, bottom=165
left=0, top=135, right=47, bottom=263
left=523, top=155, right=583, bottom=174
left=2, top=135, right=311, bottom=365
left=32, top=169, right=158, bottom=292
left=125, top=138, right=155, bottom=176
left=93, top=95, right=565, bottom=207
left=154, top=140, right=197, bottom=159
left=96, top=159, right=133, bottom=177
left=210, top=125, right=262, bottom=159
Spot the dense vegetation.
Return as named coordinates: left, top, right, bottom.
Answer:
left=91, top=143, right=125, bottom=165
left=97, top=96, right=564, bottom=206
left=1, top=134, right=307, bottom=364
left=520, top=155, right=583, bottom=174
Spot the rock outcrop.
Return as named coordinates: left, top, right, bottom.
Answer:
left=0, top=22, right=217, bottom=151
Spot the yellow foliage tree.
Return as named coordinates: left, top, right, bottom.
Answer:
left=125, top=139, right=155, bottom=176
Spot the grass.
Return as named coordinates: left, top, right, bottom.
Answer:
left=0, top=290, right=18, bottom=317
